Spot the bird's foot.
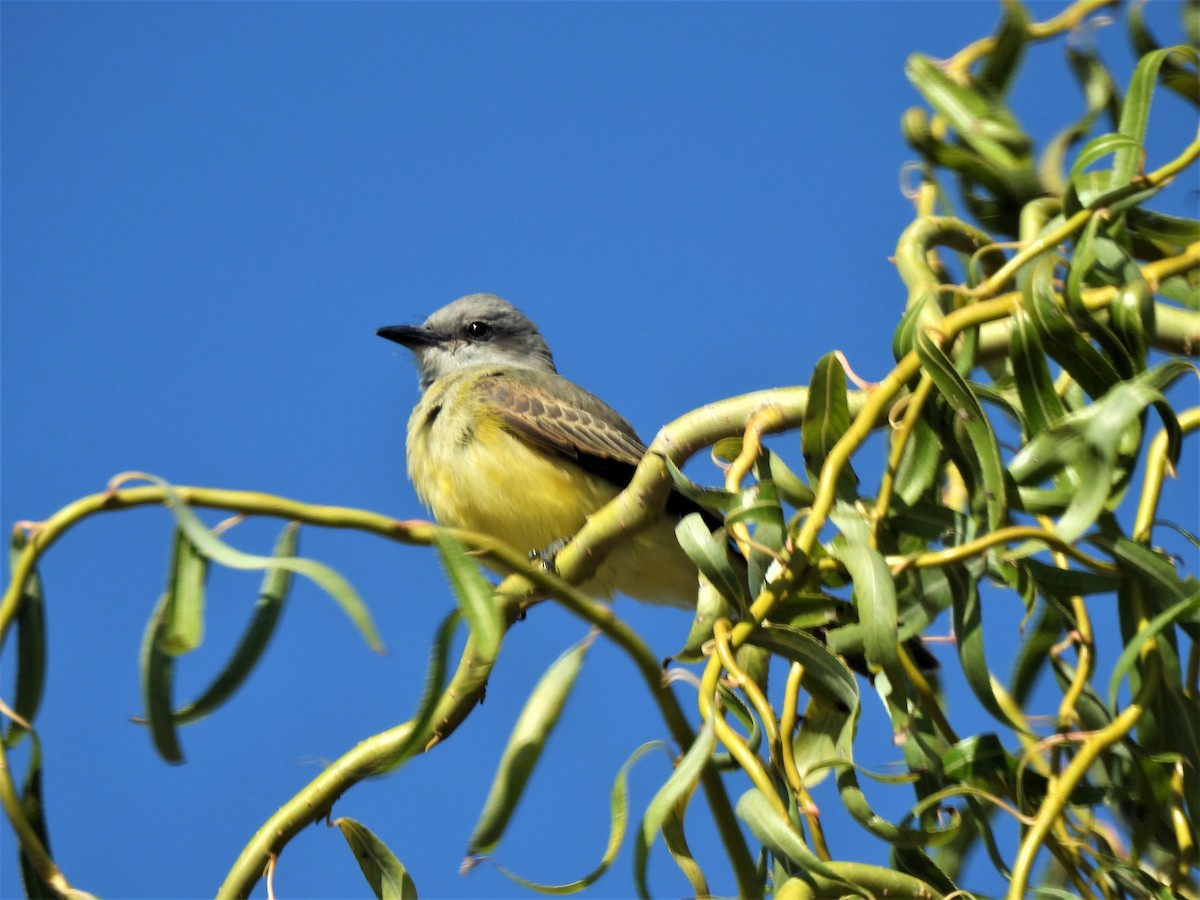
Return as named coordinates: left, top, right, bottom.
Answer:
left=529, top=536, right=571, bottom=575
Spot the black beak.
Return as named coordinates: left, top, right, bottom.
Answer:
left=376, top=325, right=439, bottom=349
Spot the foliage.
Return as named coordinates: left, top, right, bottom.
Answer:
left=2, top=1, right=1198, bottom=897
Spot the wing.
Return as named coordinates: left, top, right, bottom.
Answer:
left=474, top=367, right=722, bottom=528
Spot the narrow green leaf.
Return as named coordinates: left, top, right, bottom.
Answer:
left=5, top=533, right=46, bottom=748
left=1009, top=365, right=1188, bottom=547
left=978, top=0, right=1029, bottom=97
left=828, top=505, right=900, bottom=683
left=830, top=762, right=956, bottom=848
left=139, top=593, right=184, bottom=764
left=16, top=735, right=56, bottom=899
left=634, top=718, right=717, bottom=900
left=1108, top=590, right=1200, bottom=711
left=766, top=450, right=816, bottom=509
left=658, top=792, right=708, bottom=898
left=663, top=454, right=740, bottom=515
left=1025, top=255, right=1120, bottom=399
left=947, top=560, right=1019, bottom=730
left=749, top=625, right=860, bottom=721
left=1010, top=308, right=1067, bottom=438
left=674, top=515, right=748, bottom=613
left=1110, top=537, right=1197, bottom=605
left=465, top=635, right=591, bottom=860
left=735, top=787, right=856, bottom=888
left=673, top=574, right=742, bottom=663
left=495, top=741, right=668, bottom=894
left=733, top=457, right=787, bottom=596
left=1109, top=279, right=1154, bottom=373
left=1112, top=46, right=1200, bottom=189
left=802, top=352, right=857, bottom=501
left=335, top=817, right=417, bottom=899
left=1066, top=132, right=1141, bottom=187
left=143, top=474, right=383, bottom=652
left=1064, top=217, right=1133, bottom=377
left=915, top=329, right=1008, bottom=532
left=906, top=53, right=1027, bottom=168
left=432, top=531, right=501, bottom=659
left=168, top=521, right=298, bottom=725
left=1023, top=558, right=1119, bottom=600
left=160, top=528, right=207, bottom=656
left=373, top=610, right=461, bottom=775
left=791, top=695, right=851, bottom=788
left=893, top=412, right=942, bottom=506
left=1127, top=207, right=1200, bottom=246
left=1040, top=45, right=1119, bottom=194
left=892, top=845, right=960, bottom=898
left=1160, top=686, right=1200, bottom=827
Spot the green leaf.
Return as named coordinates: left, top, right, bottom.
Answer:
left=1066, top=132, right=1141, bottom=188
left=749, top=625, right=860, bottom=722
left=1009, top=364, right=1189, bottom=547
left=766, top=450, right=816, bottom=509
left=947, top=560, right=1019, bottom=731
left=915, top=330, right=1007, bottom=532
left=977, top=0, right=1029, bottom=98
left=663, top=454, right=739, bottom=514
left=734, top=787, right=855, bottom=888
left=139, top=593, right=184, bottom=764
left=1126, top=207, right=1200, bottom=247
left=145, top=474, right=383, bottom=652
left=674, top=515, right=748, bottom=613
left=729, top=458, right=787, bottom=596
left=16, top=735, right=56, bottom=899
left=1064, top=217, right=1133, bottom=378
left=4, top=533, right=46, bottom=748
left=1112, top=46, right=1200, bottom=189
left=1108, top=589, right=1200, bottom=711
left=673, top=574, right=743, bottom=663
left=1025, top=255, right=1120, bottom=399
left=906, top=53, right=1028, bottom=168
left=432, top=531, right=502, bottom=660
left=160, top=528, right=208, bottom=656
left=335, top=817, right=417, bottom=899
left=942, top=732, right=1010, bottom=784
left=634, top=718, right=717, bottom=900
left=168, top=521, right=297, bottom=725
left=1110, top=537, right=1197, bottom=605
left=1023, top=558, right=1120, bottom=600
left=1040, top=45, right=1119, bottom=194
left=1009, top=308, right=1067, bottom=438
left=893, top=411, right=943, bottom=506
left=828, top=505, right=901, bottom=686
left=465, top=635, right=591, bottom=860
left=802, top=353, right=857, bottom=501
left=1160, top=686, right=1200, bottom=829
left=1110, top=279, right=1155, bottom=371
left=372, top=610, right=461, bottom=775
left=495, top=741, right=669, bottom=894
left=791, top=695, right=851, bottom=788
left=658, top=788, right=709, bottom=898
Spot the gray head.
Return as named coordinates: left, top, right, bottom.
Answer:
left=377, top=293, right=557, bottom=390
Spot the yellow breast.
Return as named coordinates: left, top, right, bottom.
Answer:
left=405, top=366, right=699, bottom=606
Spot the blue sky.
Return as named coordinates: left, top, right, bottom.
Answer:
left=2, top=2, right=1197, bottom=898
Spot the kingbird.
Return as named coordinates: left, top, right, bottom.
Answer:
left=377, top=293, right=720, bottom=607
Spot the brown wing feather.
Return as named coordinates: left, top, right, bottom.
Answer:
left=474, top=367, right=725, bottom=530
left=475, top=368, right=647, bottom=469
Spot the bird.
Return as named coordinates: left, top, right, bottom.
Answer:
left=376, top=293, right=720, bottom=607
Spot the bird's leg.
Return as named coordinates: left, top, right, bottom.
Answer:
left=529, top=536, right=572, bottom=575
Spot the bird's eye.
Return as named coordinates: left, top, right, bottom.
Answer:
left=466, top=321, right=492, bottom=340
